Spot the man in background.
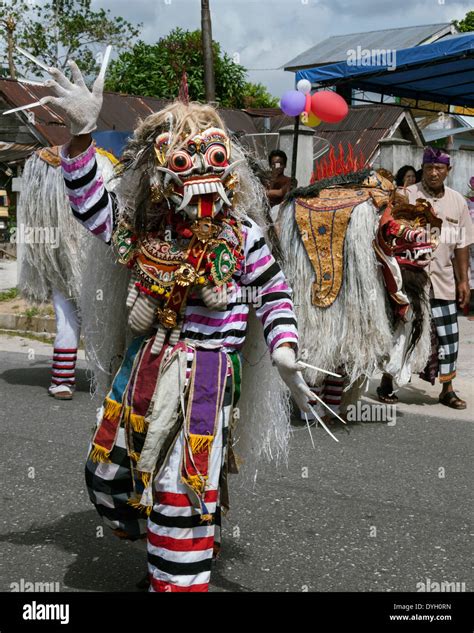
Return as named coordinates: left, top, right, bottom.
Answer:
left=406, top=147, right=473, bottom=409
left=266, top=149, right=296, bottom=208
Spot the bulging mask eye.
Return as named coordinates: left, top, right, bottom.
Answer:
left=205, top=145, right=228, bottom=167
left=169, top=151, right=192, bottom=172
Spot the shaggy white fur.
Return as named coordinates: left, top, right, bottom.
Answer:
left=17, top=151, right=116, bottom=307
left=280, top=198, right=394, bottom=388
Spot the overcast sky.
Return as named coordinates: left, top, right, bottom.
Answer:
left=94, top=0, right=470, bottom=97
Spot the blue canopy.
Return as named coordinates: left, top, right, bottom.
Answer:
left=296, top=33, right=474, bottom=108
left=92, top=130, right=131, bottom=159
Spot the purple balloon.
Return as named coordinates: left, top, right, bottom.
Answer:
left=280, top=90, right=306, bottom=117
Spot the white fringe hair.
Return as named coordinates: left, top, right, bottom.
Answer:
left=279, top=197, right=395, bottom=388
left=17, top=151, right=116, bottom=307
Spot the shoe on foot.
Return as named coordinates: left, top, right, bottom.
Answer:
left=439, top=391, right=466, bottom=410
left=48, top=384, right=74, bottom=400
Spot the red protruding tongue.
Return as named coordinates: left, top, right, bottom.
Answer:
left=197, top=194, right=216, bottom=218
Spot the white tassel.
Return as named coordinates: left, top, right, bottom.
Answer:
left=126, top=274, right=139, bottom=308
left=150, top=326, right=167, bottom=355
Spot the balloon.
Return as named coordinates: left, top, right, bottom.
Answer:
left=296, top=79, right=312, bottom=95
left=311, top=91, right=348, bottom=123
left=280, top=90, right=306, bottom=117
left=300, top=111, right=321, bottom=127
left=306, top=111, right=321, bottom=127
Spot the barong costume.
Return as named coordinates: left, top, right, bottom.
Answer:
left=279, top=146, right=439, bottom=415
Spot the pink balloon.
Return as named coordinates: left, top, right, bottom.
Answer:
left=311, top=91, right=348, bottom=123
left=280, top=90, right=306, bottom=117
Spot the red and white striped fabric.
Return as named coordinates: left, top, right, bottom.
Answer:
left=147, top=400, right=230, bottom=592
left=321, top=375, right=346, bottom=413
left=51, top=288, right=80, bottom=387
left=52, top=348, right=77, bottom=386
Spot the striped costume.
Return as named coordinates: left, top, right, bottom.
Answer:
left=61, top=143, right=298, bottom=592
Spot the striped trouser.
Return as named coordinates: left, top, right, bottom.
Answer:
left=431, top=299, right=459, bottom=382
left=302, top=373, right=347, bottom=419
left=51, top=288, right=80, bottom=387
left=147, top=372, right=232, bottom=592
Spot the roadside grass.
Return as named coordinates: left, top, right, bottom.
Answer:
left=0, top=329, right=84, bottom=349
left=0, top=288, right=19, bottom=302
left=0, top=329, right=54, bottom=344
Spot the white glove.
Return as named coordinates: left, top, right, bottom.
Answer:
left=41, top=60, right=103, bottom=135
left=272, top=346, right=314, bottom=413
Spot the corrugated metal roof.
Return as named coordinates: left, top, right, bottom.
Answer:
left=0, top=141, right=40, bottom=162
left=239, top=104, right=417, bottom=162
left=242, top=105, right=416, bottom=163
left=423, top=126, right=474, bottom=142
left=305, top=105, right=409, bottom=163
left=0, top=79, right=260, bottom=150
left=285, top=23, right=454, bottom=71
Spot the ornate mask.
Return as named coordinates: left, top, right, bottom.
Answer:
left=153, top=127, right=240, bottom=220
left=375, top=198, right=442, bottom=269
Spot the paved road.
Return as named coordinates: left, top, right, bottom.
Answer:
left=0, top=348, right=472, bottom=593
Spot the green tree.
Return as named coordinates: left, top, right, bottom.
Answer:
left=453, top=10, right=474, bottom=32
left=105, top=28, right=278, bottom=108
left=0, top=0, right=141, bottom=79
left=241, top=82, right=279, bottom=108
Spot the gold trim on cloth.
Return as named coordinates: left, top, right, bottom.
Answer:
left=295, top=189, right=371, bottom=307
left=36, top=146, right=61, bottom=167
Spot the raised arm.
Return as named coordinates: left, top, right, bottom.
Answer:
left=60, top=140, right=116, bottom=243
left=41, top=60, right=115, bottom=242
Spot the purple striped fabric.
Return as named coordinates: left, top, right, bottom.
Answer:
left=61, top=144, right=95, bottom=173
left=269, top=331, right=298, bottom=352
left=185, top=311, right=248, bottom=327
left=245, top=253, right=272, bottom=274
left=68, top=177, right=104, bottom=207
left=61, top=143, right=114, bottom=243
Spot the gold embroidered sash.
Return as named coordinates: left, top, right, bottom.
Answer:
left=295, top=189, right=371, bottom=307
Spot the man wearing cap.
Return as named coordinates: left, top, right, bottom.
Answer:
left=404, top=147, right=473, bottom=409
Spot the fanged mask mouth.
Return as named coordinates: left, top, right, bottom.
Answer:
left=174, top=175, right=232, bottom=211
left=395, top=244, right=433, bottom=267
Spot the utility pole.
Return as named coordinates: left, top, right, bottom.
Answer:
left=201, top=0, right=215, bottom=103
left=2, top=15, right=17, bottom=79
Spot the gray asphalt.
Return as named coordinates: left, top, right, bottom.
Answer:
left=0, top=350, right=472, bottom=593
